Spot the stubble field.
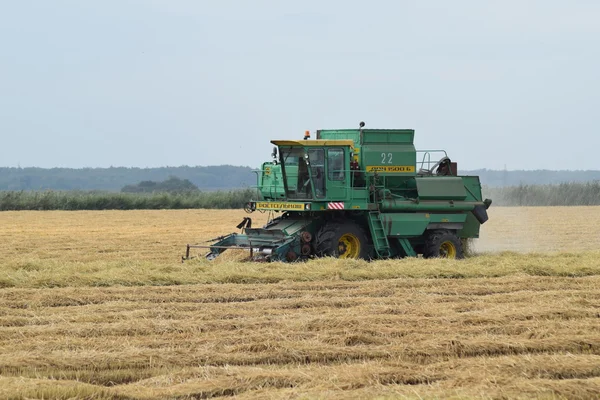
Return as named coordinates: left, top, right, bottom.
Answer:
left=1, top=207, right=599, bottom=399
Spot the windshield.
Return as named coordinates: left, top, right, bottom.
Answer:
left=280, top=147, right=326, bottom=200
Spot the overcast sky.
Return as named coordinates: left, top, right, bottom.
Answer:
left=1, top=1, right=598, bottom=170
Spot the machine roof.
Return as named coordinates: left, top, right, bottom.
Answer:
left=271, top=139, right=354, bottom=147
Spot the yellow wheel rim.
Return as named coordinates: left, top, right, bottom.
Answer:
left=338, top=233, right=360, bottom=259
left=439, top=241, right=457, bottom=259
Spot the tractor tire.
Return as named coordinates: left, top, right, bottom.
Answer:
left=315, top=221, right=369, bottom=259
left=423, top=230, right=464, bottom=259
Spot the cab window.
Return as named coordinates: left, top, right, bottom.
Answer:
left=327, top=148, right=345, bottom=181
left=308, top=148, right=325, bottom=198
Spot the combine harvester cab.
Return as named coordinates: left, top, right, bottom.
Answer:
left=184, top=123, right=492, bottom=262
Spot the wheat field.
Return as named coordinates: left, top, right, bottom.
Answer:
left=1, top=207, right=599, bottom=399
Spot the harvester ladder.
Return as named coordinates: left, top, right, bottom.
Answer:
left=368, top=211, right=392, bottom=258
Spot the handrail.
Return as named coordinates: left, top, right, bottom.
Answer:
left=416, top=150, right=448, bottom=172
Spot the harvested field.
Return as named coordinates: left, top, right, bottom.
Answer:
left=1, top=207, right=600, bottom=399
left=475, top=206, right=600, bottom=253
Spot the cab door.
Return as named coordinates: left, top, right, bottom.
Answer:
left=325, top=147, right=349, bottom=200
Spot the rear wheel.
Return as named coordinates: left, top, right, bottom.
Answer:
left=316, top=221, right=369, bottom=259
left=423, top=230, right=464, bottom=259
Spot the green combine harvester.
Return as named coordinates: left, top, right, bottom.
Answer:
left=185, top=122, right=491, bottom=261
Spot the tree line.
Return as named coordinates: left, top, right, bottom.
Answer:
left=0, top=166, right=255, bottom=191
left=483, top=182, right=600, bottom=206
left=0, top=182, right=599, bottom=210
left=470, top=169, right=600, bottom=187
left=3, top=166, right=600, bottom=191
left=0, top=189, right=256, bottom=211
left=121, top=176, right=200, bottom=194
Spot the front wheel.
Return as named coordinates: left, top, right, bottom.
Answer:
left=423, top=230, right=464, bottom=259
left=315, top=221, right=370, bottom=259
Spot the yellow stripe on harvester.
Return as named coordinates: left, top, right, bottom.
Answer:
left=255, top=202, right=305, bottom=210
left=366, top=165, right=415, bottom=173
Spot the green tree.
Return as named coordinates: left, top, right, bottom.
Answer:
left=121, top=176, right=200, bottom=194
